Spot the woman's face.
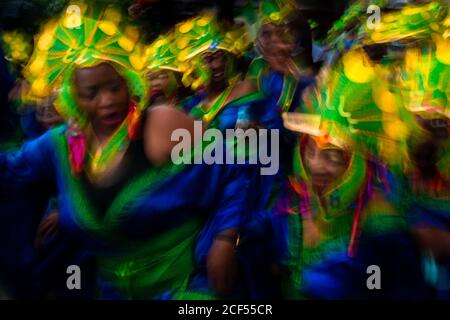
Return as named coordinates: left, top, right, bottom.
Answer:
left=257, top=23, right=294, bottom=60
left=201, top=50, right=227, bottom=85
left=74, top=63, right=129, bottom=134
left=301, top=136, right=350, bottom=194
left=147, top=70, right=177, bottom=100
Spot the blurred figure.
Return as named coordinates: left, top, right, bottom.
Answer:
left=177, top=13, right=259, bottom=131
left=1, top=3, right=258, bottom=300
left=269, top=50, right=432, bottom=299
left=144, top=33, right=192, bottom=109
left=246, top=0, right=315, bottom=130
left=358, top=1, right=450, bottom=298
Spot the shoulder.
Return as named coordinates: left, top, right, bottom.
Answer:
left=246, top=57, right=268, bottom=87
left=247, top=57, right=267, bottom=76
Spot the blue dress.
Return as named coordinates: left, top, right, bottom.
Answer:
left=0, top=125, right=258, bottom=299
left=270, top=171, right=433, bottom=299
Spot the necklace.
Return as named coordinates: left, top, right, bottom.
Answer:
left=85, top=104, right=140, bottom=181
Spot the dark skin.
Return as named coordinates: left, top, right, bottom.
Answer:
left=256, top=22, right=314, bottom=79
left=145, top=106, right=239, bottom=296
left=257, top=23, right=294, bottom=68
left=39, top=67, right=239, bottom=295
left=202, top=50, right=229, bottom=97
left=201, top=50, right=256, bottom=124
left=146, top=70, right=178, bottom=107
left=36, top=63, right=130, bottom=248
left=73, top=63, right=130, bottom=143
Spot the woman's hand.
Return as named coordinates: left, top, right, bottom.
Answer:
left=207, top=234, right=238, bottom=296
left=35, top=211, right=59, bottom=249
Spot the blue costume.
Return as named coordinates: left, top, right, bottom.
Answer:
left=0, top=125, right=257, bottom=299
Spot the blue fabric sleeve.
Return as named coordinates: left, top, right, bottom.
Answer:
left=0, top=130, right=56, bottom=195
left=194, top=163, right=253, bottom=265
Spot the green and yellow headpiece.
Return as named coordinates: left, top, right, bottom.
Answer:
left=360, top=1, right=448, bottom=45
left=173, top=13, right=251, bottom=89
left=144, top=32, right=180, bottom=73
left=24, top=1, right=147, bottom=122
left=257, top=0, right=297, bottom=26
left=1, top=31, right=33, bottom=66
left=284, top=48, right=393, bottom=155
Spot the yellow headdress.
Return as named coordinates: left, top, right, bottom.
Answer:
left=257, top=0, right=297, bottom=26
left=284, top=48, right=409, bottom=160
left=144, top=32, right=180, bottom=73
left=1, top=31, right=33, bottom=67
left=361, top=1, right=448, bottom=46
left=399, top=36, right=449, bottom=120
left=24, top=1, right=147, bottom=122
left=174, top=13, right=251, bottom=89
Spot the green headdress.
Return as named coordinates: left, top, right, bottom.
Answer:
left=174, top=13, right=251, bottom=90
left=360, top=1, right=448, bottom=46
left=285, top=48, right=397, bottom=154
left=24, top=0, right=147, bottom=123
left=400, top=44, right=449, bottom=118
left=282, top=48, right=411, bottom=213
left=23, top=1, right=147, bottom=175
left=144, top=32, right=181, bottom=73
left=257, top=0, right=297, bottom=26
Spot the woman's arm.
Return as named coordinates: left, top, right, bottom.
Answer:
left=0, top=130, right=56, bottom=195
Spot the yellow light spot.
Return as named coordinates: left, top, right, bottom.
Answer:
left=444, top=17, right=450, bottom=27
left=155, top=39, right=165, bottom=48
left=130, top=54, right=144, bottom=71
left=343, top=50, right=374, bottom=83
left=99, top=21, right=118, bottom=36
left=37, top=33, right=54, bottom=51
left=385, top=119, right=409, bottom=140
left=31, top=78, right=49, bottom=97
left=196, top=18, right=208, bottom=27
left=178, top=62, right=188, bottom=72
left=430, top=22, right=440, bottom=31
left=29, top=56, right=46, bottom=76
left=443, top=30, right=450, bottom=39
left=118, top=37, right=135, bottom=52
left=177, top=37, right=189, bottom=49
left=402, top=6, right=422, bottom=16
left=178, top=48, right=190, bottom=62
left=192, top=78, right=202, bottom=90
left=373, top=85, right=398, bottom=113
left=269, top=12, right=281, bottom=22
left=179, top=21, right=193, bottom=34
left=433, top=34, right=450, bottom=65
